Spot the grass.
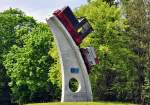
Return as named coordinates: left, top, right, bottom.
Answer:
left=26, top=102, right=137, bottom=105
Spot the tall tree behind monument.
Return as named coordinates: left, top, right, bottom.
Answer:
left=121, top=0, right=150, bottom=104
left=76, top=0, right=136, bottom=102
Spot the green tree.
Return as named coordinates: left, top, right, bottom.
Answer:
left=0, top=8, right=36, bottom=105
left=75, top=0, right=135, bottom=102
left=121, top=0, right=150, bottom=104
left=48, top=42, right=61, bottom=101
left=4, top=23, right=54, bottom=104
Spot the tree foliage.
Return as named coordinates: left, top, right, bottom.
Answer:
left=75, top=0, right=136, bottom=102
left=48, top=42, right=61, bottom=101
left=121, top=0, right=150, bottom=104
left=4, top=23, right=54, bottom=104
left=0, top=8, right=36, bottom=105
left=0, top=8, right=55, bottom=105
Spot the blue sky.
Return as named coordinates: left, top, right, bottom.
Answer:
left=0, top=0, right=87, bottom=22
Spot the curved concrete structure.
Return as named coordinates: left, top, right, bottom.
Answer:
left=47, top=16, right=93, bottom=102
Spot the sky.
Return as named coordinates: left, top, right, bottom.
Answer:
left=0, top=0, right=87, bottom=22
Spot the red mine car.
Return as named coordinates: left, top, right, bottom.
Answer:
left=53, top=6, right=99, bottom=73
left=53, top=6, right=93, bottom=45
left=80, top=47, right=99, bottom=73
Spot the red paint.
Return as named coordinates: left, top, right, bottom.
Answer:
left=53, top=9, right=82, bottom=45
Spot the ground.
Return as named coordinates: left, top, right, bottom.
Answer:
left=26, top=102, right=137, bottom=105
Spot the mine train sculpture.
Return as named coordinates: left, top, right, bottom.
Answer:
left=47, top=6, right=99, bottom=102
left=53, top=6, right=99, bottom=72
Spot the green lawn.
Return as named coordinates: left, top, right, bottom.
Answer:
left=26, top=102, right=137, bottom=105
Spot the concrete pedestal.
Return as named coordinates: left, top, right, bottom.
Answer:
left=47, top=16, right=93, bottom=102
